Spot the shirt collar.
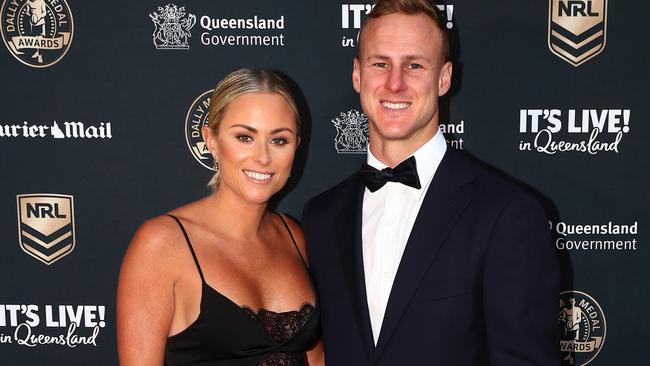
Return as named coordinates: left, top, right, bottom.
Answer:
left=367, top=127, right=447, bottom=201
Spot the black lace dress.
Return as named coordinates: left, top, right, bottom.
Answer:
left=164, top=215, right=320, bottom=366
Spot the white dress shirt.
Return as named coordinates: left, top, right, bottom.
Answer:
left=362, top=128, right=447, bottom=345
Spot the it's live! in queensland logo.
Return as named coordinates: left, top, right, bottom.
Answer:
left=518, top=108, right=630, bottom=154
left=1, top=0, right=74, bottom=67
left=339, top=3, right=454, bottom=47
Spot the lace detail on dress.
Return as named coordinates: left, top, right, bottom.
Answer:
left=257, top=351, right=303, bottom=366
left=242, top=303, right=315, bottom=366
left=243, top=303, right=315, bottom=343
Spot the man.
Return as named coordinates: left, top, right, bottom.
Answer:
left=301, top=0, right=560, bottom=365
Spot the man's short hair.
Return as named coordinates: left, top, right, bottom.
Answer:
left=359, top=0, right=450, bottom=62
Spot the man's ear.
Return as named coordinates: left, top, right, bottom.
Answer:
left=437, top=61, right=453, bottom=97
left=352, top=58, right=361, bottom=93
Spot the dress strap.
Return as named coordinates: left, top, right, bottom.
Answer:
left=276, top=213, right=309, bottom=269
left=167, top=214, right=206, bottom=284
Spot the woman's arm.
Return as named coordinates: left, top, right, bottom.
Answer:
left=116, top=217, right=179, bottom=365
left=306, top=339, right=325, bottom=366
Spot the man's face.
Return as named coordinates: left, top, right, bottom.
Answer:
left=353, top=12, right=452, bottom=153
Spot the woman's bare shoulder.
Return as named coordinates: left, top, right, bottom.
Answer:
left=277, top=213, right=308, bottom=263
left=121, top=214, right=193, bottom=277
left=130, top=198, right=209, bottom=254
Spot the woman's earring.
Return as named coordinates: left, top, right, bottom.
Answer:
left=212, top=156, right=219, bottom=173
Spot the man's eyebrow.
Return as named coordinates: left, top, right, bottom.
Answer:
left=366, top=54, right=391, bottom=61
left=404, top=54, right=432, bottom=62
left=365, top=54, right=433, bottom=63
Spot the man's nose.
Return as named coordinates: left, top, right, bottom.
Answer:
left=386, top=68, right=407, bottom=93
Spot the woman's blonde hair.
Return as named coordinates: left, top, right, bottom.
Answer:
left=205, top=69, right=300, bottom=191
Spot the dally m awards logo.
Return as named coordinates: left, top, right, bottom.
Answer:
left=1, top=0, right=73, bottom=68
left=16, top=194, right=75, bottom=265
left=185, top=89, right=214, bottom=170
left=150, top=3, right=196, bottom=50
left=548, top=0, right=607, bottom=66
left=559, top=290, right=606, bottom=366
left=332, top=109, right=369, bottom=154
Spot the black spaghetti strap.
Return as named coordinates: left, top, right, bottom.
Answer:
left=167, top=214, right=205, bottom=284
left=276, top=213, right=309, bottom=269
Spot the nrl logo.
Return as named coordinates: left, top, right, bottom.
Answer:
left=16, top=193, right=75, bottom=265
left=149, top=3, right=196, bottom=50
left=332, top=109, right=369, bottom=154
left=559, top=290, right=606, bottom=366
left=548, top=0, right=607, bottom=67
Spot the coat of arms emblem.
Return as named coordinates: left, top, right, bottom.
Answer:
left=332, top=109, right=369, bottom=154
left=149, top=4, right=196, bottom=50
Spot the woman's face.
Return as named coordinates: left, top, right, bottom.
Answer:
left=204, top=92, right=299, bottom=205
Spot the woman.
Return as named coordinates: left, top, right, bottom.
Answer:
left=117, top=69, right=322, bottom=365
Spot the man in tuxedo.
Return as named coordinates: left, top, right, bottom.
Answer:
left=301, top=0, right=560, bottom=365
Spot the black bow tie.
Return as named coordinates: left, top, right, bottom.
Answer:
left=358, top=156, right=421, bottom=192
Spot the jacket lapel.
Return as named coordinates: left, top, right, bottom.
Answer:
left=336, top=175, right=375, bottom=359
left=372, top=148, right=475, bottom=361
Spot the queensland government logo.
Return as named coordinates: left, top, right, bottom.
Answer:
left=548, top=0, right=607, bottom=66
left=1, top=0, right=73, bottom=67
left=185, top=89, right=214, bottom=170
left=16, top=194, right=75, bottom=265
left=559, top=290, right=606, bottom=366
left=149, top=3, right=196, bottom=50
left=332, top=109, right=368, bottom=154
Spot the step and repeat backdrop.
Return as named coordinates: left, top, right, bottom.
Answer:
left=0, top=0, right=648, bottom=365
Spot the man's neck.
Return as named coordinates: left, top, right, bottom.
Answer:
left=369, top=126, right=439, bottom=167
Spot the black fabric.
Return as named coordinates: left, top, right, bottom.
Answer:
left=357, top=156, right=421, bottom=192
left=164, top=215, right=319, bottom=366
left=302, top=147, right=560, bottom=366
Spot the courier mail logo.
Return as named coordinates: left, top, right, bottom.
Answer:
left=16, top=194, right=75, bottom=265
left=548, top=0, right=607, bottom=66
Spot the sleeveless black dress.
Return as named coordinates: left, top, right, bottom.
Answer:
left=165, top=215, right=320, bottom=366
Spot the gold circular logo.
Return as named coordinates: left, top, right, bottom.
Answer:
left=1, top=0, right=74, bottom=68
left=184, top=89, right=214, bottom=171
left=559, top=290, right=606, bottom=366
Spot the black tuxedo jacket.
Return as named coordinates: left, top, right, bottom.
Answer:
left=302, top=147, right=560, bottom=366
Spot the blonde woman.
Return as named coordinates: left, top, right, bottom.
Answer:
left=117, top=69, right=322, bottom=365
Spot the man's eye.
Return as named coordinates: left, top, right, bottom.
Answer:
left=271, top=137, right=288, bottom=145
left=407, top=63, right=423, bottom=70
left=373, top=62, right=388, bottom=68
left=237, top=135, right=253, bottom=143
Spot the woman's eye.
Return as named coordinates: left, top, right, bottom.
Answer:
left=237, top=135, right=253, bottom=143
left=271, top=137, right=288, bottom=145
